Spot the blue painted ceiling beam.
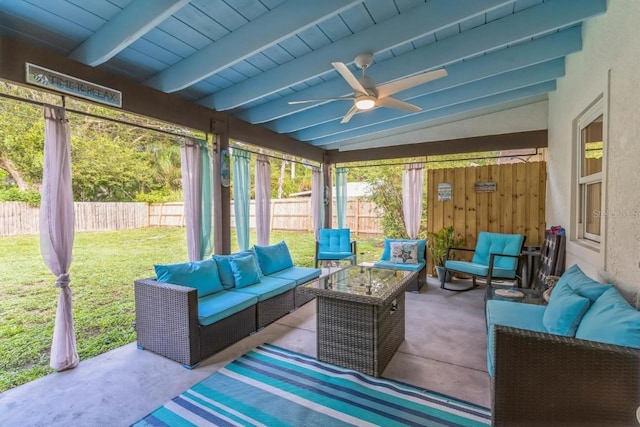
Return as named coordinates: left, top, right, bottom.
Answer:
left=306, top=81, right=556, bottom=148
left=292, top=59, right=564, bottom=141
left=144, top=0, right=363, bottom=93
left=238, top=0, right=605, bottom=124
left=68, top=0, right=191, bottom=66
left=207, top=0, right=516, bottom=111
left=269, top=27, right=580, bottom=133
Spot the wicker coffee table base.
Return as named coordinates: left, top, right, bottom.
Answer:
left=316, top=291, right=406, bottom=377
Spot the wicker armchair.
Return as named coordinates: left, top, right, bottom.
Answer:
left=492, top=325, right=640, bottom=426
left=134, top=278, right=256, bottom=368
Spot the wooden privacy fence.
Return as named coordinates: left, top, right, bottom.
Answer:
left=427, top=162, right=547, bottom=255
left=0, top=202, right=149, bottom=236
left=1, top=199, right=382, bottom=236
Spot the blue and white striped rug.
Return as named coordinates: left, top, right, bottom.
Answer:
left=133, top=344, right=491, bottom=426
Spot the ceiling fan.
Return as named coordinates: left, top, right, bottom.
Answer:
left=288, top=53, right=447, bottom=124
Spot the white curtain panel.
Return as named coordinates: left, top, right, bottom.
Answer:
left=311, top=166, right=324, bottom=239
left=40, top=105, right=79, bottom=371
left=402, top=163, right=425, bottom=239
left=255, top=154, right=271, bottom=246
left=335, top=167, right=347, bottom=229
left=181, top=139, right=203, bottom=262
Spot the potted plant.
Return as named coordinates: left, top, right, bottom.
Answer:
left=427, top=226, right=465, bottom=282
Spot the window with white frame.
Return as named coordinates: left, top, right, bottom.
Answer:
left=575, top=99, right=604, bottom=245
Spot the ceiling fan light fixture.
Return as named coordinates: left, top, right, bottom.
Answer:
left=355, top=95, right=376, bottom=110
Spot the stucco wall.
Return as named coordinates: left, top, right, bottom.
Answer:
left=547, top=0, right=640, bottom=304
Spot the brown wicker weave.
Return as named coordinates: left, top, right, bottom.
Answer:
left=255, top=288, right=295, bottom=329
left=301, top=268, right=416, bottom=376
left=491, top=325, right=640, bottom=426
left=134, top=278, right=256, bottom=368
left=294, top=285, right=316, bottom=307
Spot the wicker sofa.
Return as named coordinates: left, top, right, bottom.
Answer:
left=373, top=238, right=427, bottom=292
left=486, top=264, right=640, bottom=426
left=135, top=241, right=320, bottom=368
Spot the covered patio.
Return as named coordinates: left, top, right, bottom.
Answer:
left=1, top=0, right=639, bottom=425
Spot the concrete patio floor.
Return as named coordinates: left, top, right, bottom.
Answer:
left=0, top=277, right=490, bottom=426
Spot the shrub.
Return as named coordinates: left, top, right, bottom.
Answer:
left=0, top=187, right=41, bottom=207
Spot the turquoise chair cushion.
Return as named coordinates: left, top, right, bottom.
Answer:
left=485, top=300, right=547, bottom=376
left=576, top=287, right=640, bottom=348
left=229, top=254, right=262, bottom=288
left=269, top=266, right=321, bottom=286
left=318, top=228, right=352, bottom=252
left=212, top=250, right=262, bottom=289
left=553, top=264, right=612, bottom=302
left=317, top=251, right=354, bottom=260
left=374, top=260, right=425, bottom=272
left=381, top=238, right=427, bottom=263
left=444, top=260, right=517, bottom=279
left=154, top=258, right=223, bottom=298
left=471, top=232, right=524, bottom=271
left=197, top=290, right=257, bottom=326
left=232, top=276, right=297, bottom=302
left=254, top=241, right=294, bottom=275
left=543, top=279, right=591, bottom=336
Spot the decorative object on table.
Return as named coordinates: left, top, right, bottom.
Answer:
left=495, top=288, right=525, bottom=298
left=440, top=231, right=525, bottom=292
left=133, top=344, right=491, bottom=426
left=427, top=225, right=465, bottom=282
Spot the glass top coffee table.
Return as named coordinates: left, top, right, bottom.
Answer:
left=300, top=266, right=418, bottom=377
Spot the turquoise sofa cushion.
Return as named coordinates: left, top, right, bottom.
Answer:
left=381, top=238, right=427, bottom=263
left=269, top=266, right=321, bottom=286
left=229, top=254, right=262, bottom=288
left=197, top=290, right=257, bottom=326
left=553, top=264, right=612, bottom=302
left=543, top=278, right=591, bottom=336
left=374, top=260, right=425, bottom=272
left=575, top=287, right=640, bottom=348
left=232, top=276, right=296, bottom=302
left=212, top=250, right=262, bottom=289
left=254, top=241, right=294, bottom=275
left=472, top=232, right=524, bottom=271
left=444, top=260, right=517, bottom=279
left=154, top=258, right=223, bottom=298
left=485, top=300, right=547, bottom=376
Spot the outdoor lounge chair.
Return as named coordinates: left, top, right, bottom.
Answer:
left=441, top=231, right=526, bottom=292
left=314, top=228, right=356, bottom=268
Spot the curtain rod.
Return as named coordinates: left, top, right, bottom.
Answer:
left=0, top=91, right=205, bottom=141
left=230, top=144, right=320, bottom=168
left=336, top=149, right=540, bottom=169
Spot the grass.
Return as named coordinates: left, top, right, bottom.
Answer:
left=0, top=227, right=383, bottom=393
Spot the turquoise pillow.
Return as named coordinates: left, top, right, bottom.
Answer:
left=543, top=278, right=591, bottom=336
left=382, top=239, right=427, bottom=263
left=555, top=264, right=612, bottom=302
left=154, top=258, right=223, bottom=298
left=576, top=287, right=640, bottom=348
left=229, top=254, right=262, bottom=288
left=213, top=251, right=262, bottom=288
left=254, top=241, right=294, bottom=275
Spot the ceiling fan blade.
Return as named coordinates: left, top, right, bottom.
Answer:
left=341, top=105, right=359, bottom=124
left=377, top=68, right=448, bottom=98
left=288, top=97, right=354, bottom=105
left=332, top=62, right=368, bottom=94
left=376, top=96, right=422, bottom=112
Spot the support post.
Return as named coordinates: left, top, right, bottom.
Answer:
left=212, top=125, right=231, bottom=255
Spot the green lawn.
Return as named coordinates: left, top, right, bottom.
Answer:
left=0, top=227, right=383, bottom=393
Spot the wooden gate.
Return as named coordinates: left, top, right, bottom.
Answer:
left=427, top=162, right=546, bottom=251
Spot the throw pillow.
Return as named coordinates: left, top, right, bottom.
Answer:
left=229, top=254, right=262, bottom=288
left=543, top=278, right=591, bottom=336
left=154, top=258, right=223, bottom=298
left=254, top=241, right=294, bottom=275
left=389, top=242, right=418, bottom=264
left=553, top=264, right=612, bottom=302
left=213, top=250, right=262, bottom=288
left=575, top=287, right=640, bottom=348
left=382, top=239, right=426, bottom=262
